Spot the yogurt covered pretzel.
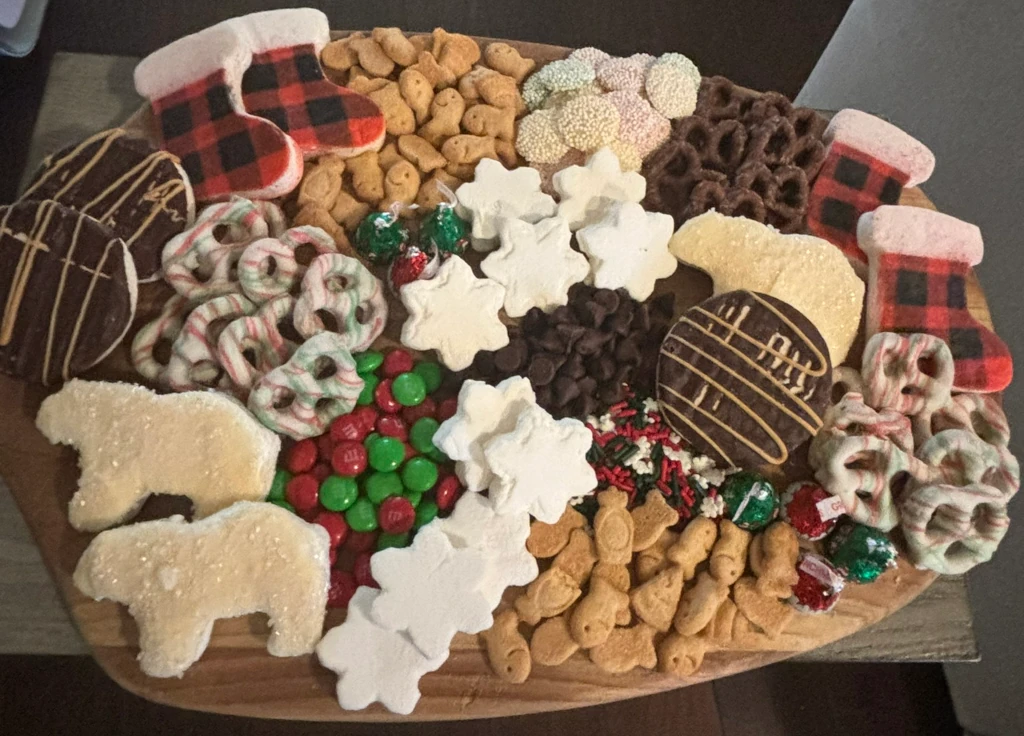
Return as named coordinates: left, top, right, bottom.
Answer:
left=162, top=198, right=285, bottom=302
left=217, top=295, right=298, bottom=391
left=237, top=226, right=338, bottom=303
left=293, top=253, right=388, bottom=352
left=916, top=429, right=1019, bottom=499
left=166, top=293, right=256, bottom=391
left=810, top=391, right=914, bottom=465
left=248, top=332, right=364, bottom=439
left=901, top=482, right=1010, bottom=574
left=131, top=294, right=192, bottom=384
left=914, top=392, right=1011, bottom=447
left=861, top=332, right=954, bottom=417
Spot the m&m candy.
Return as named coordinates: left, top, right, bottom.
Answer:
left=331, top=441, right=368, bottom=477
left=381, top=349, right=415, bottom=378
left=402, top=456, right=438, bottom=493
left=378, top=495, right=416, bottom=534
left=365, top=471, right=403, bottom=504
left=320, top=475, right=358, bottom=512
left=392, top=372, right=427, bottom=407
left=368, top=435, right=405, bottom=472
left=409, top=417, right=440, bottom=454
left=346, top=497, right=379, bottom=533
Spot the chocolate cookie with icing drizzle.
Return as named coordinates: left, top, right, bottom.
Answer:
left=0, top=200, right=137, bottom=385
left=20, top=128, right=194, bottom=282
left=657, top=290, right=831, bottom=468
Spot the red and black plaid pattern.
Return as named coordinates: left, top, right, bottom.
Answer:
left=152, top=70, right=296, bottom=201
left=807, top=142, right=909, bottom=263
left=871, top=252, right=1013, bottom=393
left=241, top=44, right=385, bottom=155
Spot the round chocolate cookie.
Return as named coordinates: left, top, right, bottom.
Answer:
left=657, top=290, right=831, bottom=467
left=20, top=128, right=194, bottom=281
left=0, top=200, right=137, bottom=385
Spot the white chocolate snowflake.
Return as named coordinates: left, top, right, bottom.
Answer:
left=483, top=404, right=598, bottom=523
left=370, top=525, right=493, bottom=659
left=433, top=377, right=536, bottom=492
left=433, top=493, right=538, bottom=608
left=455, top=159, right=557, bottom=251
left=400, top=256, right=508, bottom=371
left=553, top=147, right=646, bottom=230
left=577, top=201, right=677, bottom=301
left=480, top=216, right=590, bottom=317
left=316, top=587, right=447, bottom=715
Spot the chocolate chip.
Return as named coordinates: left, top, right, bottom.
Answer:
left=576, top=328, right=610, bottom=356
left=615, top=337, right=641, bottom=366
left=552, top=376, right=581, bottom=407
left=528, top=354, right=558, bottom=387
left=587, top=355, right=617, bottom=382
left=535, top=384, right=553, bottom=408
left=548, top=305, right=575, bottom=326
left=473, top=350, right=496, bottom=377
left=598, top=381, right=627, bottom=406
left=635, top=303, right=652, bottom=332
left=560, top=352, right=587, bottom=380
left=536, top=329, right=566, bottom=354
left=555, top=323, right=586, bottom=350
left=607, top=307, right=634, bottom=336
left=578, top=375, right=598, bottom=397
left=592, top=289, right=620, bottom=314
left=521, top=307, right=546, bottom=335
left=494, top=338, right=528, bottom=373
left=573, top=299, right=607, bottom=327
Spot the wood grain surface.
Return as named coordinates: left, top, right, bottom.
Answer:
left=0, top=37, right=993, bottom=721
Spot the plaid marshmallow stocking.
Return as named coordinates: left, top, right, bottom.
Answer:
left=234, top=9, right=386, bottom=158
left=860, top=205, right=1013, bottom=394
left=807, top=109, right=936, bottom=267
left=135, top=24, right=303, bottom=202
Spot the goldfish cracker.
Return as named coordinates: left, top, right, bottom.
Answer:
left=481, top=609, right=531, bottom=684
left=372, top=27, right=419, bottom=67
left=630, top=491, right=679, bottom=551
left=330, top=191, right=371, bottom=232
left=416, top=170, right=464, bottom=211
left=673, top=571, right=729, bottom=636
left=462, top=104, right=516, bottom=142
left=749, top=522, right=800, bottom=599
left=419, top=88, right=466, bottom=147
left=550, top=527, right=598, bottom=585
left=732, top=576, right=794, bottom=638
left=514, top=567, right=580, bottom=625
left=350, top=37, right=395, bottom=78
left=445, top=161, right=478, bottom=180
left=530, top=614, right=580, bottom=666
left=434, top=29, right=480, bottom=78
left=702, top=597, right=738, bottom=647
left=485, top=42, right=536, bottom=83
left=442, top=134, right=498, bottom=166
left=629, top=564, right=684, bottom=633
left=635, top=529, right=676, bottom=582
left=410, top=51, right=457, bottom=89
left=569, top=576, right=630, bottom=648
left=458, top=66, right=495, bottom=101
left=526, top=505, right=586, bottom=558
left=294, top=204, right=350, bottom=252
left=297, top=156, right=344, bottom=210
left=588, top=622, right=657, bottom=673
left=593, top=561, right=632, bottom=625
left=320, top=33, right=363, bottom=73
left=408, top=33, right=432, bottom=57
left=658, top=633, right=707, bottom=678
left=346, top=151, right=385, bottom=203
left=477, top=71, right=524, bottom=113
left=382, top=159, right=421, bottom=210
left=346, top=65, right=369, bottom=83
left=378, top=142, right=404, bottom=171
left=665, top=516, right=717, bottom=581
left=399, top=68, right=435, bottom=124
left=346, top=76, right=389, bottom=96
left=368, top=82, right=416, bottom=137
left=494, top=139, right=518, bottom=168
left=398, top=134, right=447, bottom=173
left=709, top=520, right=751, bottom=586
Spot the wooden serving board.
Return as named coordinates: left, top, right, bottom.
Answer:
left=0, top=35, right=996, bottom=721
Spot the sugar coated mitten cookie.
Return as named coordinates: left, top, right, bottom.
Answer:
left=19, top=128, right=194, bottom=282
left=135, top=22, right=302, bottom=201
left=859, top=205, right=1012, bottom=393
left=0, top=200, right=136, bottom=385
left=233, top=9, right=386, bottom=158
left=36, top=380, right=280, bottom=531
left=807, top=109, right=934, bottom=264
left=73, top=502, right=328, bottom=677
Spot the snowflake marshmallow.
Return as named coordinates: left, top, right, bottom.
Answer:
left=454, top=159, right=557, bottom=251
left=552, top=147, right=646, bottom=230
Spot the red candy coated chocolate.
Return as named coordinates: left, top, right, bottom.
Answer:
left=330, top=413, right=368, bottom=443
left=351, top=405, right=380, bottom=434
left=314, top=510, right=350, bottom=548
left=402, top=396, right=436, bottom=425
left=311, top=462, right=332, bottom=482
left=345, top=529, right=379, bottom=554
left=382, top=349, right=415, bottom=378
left=436, top=397, right=458, bottom=421
left=403, top=442, right=417, bottom=462
left=331, top=440, right=368, bottom=477
left=378, top=496, right=416, bottom=534
left=285, top=473, right=320, bottom=512
left=285, top=439, right=318, bottom=474
left=328, top=570, right=358, bottom=608
left=353, top=551, right=379, bottom=588
left=316, top=434, right=334, bottom=461
left=329, top=546, right=337, bottom=567
left=377, top=414, right=409, bottom=441
left=434, top=474, right=462, bottom=512
left=374, top=378, right=401, bottom=413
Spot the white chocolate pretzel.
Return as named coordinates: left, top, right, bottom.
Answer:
left=916, top=429, right=1018, bottom=499
left=237, top=225, right=338, bottom=303
left=217, top=295, right=298, bottom=390
left=861, top=332, right=954, bottom=418
left=165, top=293, right=256, bottom=391
left=293, top=253, right=388, bottom=352
left=130, top=293, right=192, bottom=384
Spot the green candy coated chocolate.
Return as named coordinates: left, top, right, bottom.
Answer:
left=368, top=436, right=405, bottom=472
left=419, top=203, right=469, bottom=256
left=270, top=498, right=296, bottom=514
left=376, top=531, right=411, bottom=551
left=404, top=490, right=423, bottom=508
left=357, top=374, right=379, bottom=405
left=392, top=372, right=427, bottom=407
left=346, top=498, right=379, bottom=532
left=412, top=361, right=443, bottom=393
left=719, top=471, right=779, bottom=530
left=354, top=211, right=409, bottom=264
left=414, top=500, right=439, bottom=528
left=409, top=417, right=440, bottom=454
left=319, top=475, right=359, bottom=512
left=426, top=446, right=449, bottom=463
left=363, top=432, right=381, bottom=448
left=268, top=468, right=291, bottom=502
left=402, top=456, right=438, bottom=493
left=355, top=351, right=384, bottom=375
left=825, top=520, right=898, bottom=584
left=365, top=471, right=403, bottom=504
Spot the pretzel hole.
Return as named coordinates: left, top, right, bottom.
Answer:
left=315, top=397, right=339, bottom=416
left=777, top=178, right=802, bottom=208
left=971, top=413, right=998, bottom=444
left=242, top=347, right=259, bottom=367
left=326, top=274, right=351, bottom=292
left=764, top=129, right=790, bottom=157
left=889, top=470, right=911, bottom=499
left=312, top=356, right=337, bottom=380
left=316, top=310, right=340, bottom=332
left=191, top=360, right=223, bottom=386
left=355, top=306, right=368, bottom=324
left=683, top=127, right=709, bottom=151
left=153, top=338, right=173, bottom=366
left=715, top=130, right=739, bottom=163
left=278, top=318, right=303, bottom=344
left=792, top=145, right=815, bottom=170
left=208, top=317, right=235, bottom=345
left=844, top=450, right=882, bottom=471
left=667, top=155, right=697, bottom=177
left=294, top=243, right=317, bottom=267
left=946, top=541, right=967, bottom=559
left=261, top=257, right=279, bottom=277
left=917, top=354, right=939, bottom=377
left=830, top=382, right=848, bottom=403
left=729, top=199, right=760, bottom=220
left=884, top=358, right=906, bottom=378
left=901, top=385, right=923, bottom=397
left=737, top=97, right=755, bottom=118
left=212, top=224, right=230, bottom=242
left=273, top=390, right=296, bottom=410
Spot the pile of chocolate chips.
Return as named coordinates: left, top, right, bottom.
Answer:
left=455, top=284, right=676, bottom=420
left=642, top=76, right=829, bottom=233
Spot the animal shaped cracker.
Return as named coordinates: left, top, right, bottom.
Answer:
left=749, top=522, right=800, bottom=598
left=482, top=609, right=531, bottom=683
left=515, top=567, right=581, bottom=625
left=709, top=519, right=751, bottom=585
left=570, top=576, right=631, bottom=648
left=630, top=491, right=679, bottom=552
left=551, top=527, right=599, bottom=585
left=36, top=380, right=280, bottom=532
left=732, top=576, right=794, bottom=638
left=630, top=564, right=685, bottom=633
left=659, top=633, right=707, bottom=678
left=588, top=622, right=657, bottom=673
left=666, top=516, right=717, bottom=580
left=526, top=505, right=587, bottom=558
left=530, top=614, right=580, bottom=665
left=73, top=502, right=329, bottom=677
left=673, top=571, right=730, bottom=636
left=668, top=210, right=864, bottom=363
left=594, top=489, right=634, bottom=564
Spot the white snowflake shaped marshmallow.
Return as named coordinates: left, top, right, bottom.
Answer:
left=480, top=216, right=590, bottom=317
left=370, top=525, right=494, bottom=659
left=433, top=493, right=539, bottom=608
left=433, top=376, right=536, bottom=492
left=483, top=404, right=598, bottom=523
left=400, top=256, right=509, bottom=371
left=455, top=159, right=557, bottom=251
left=577, top=201, right=677, bottom=301
left=316, top=587, right=446, bottom=715
left=553, top=147, right=647, bottom=230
